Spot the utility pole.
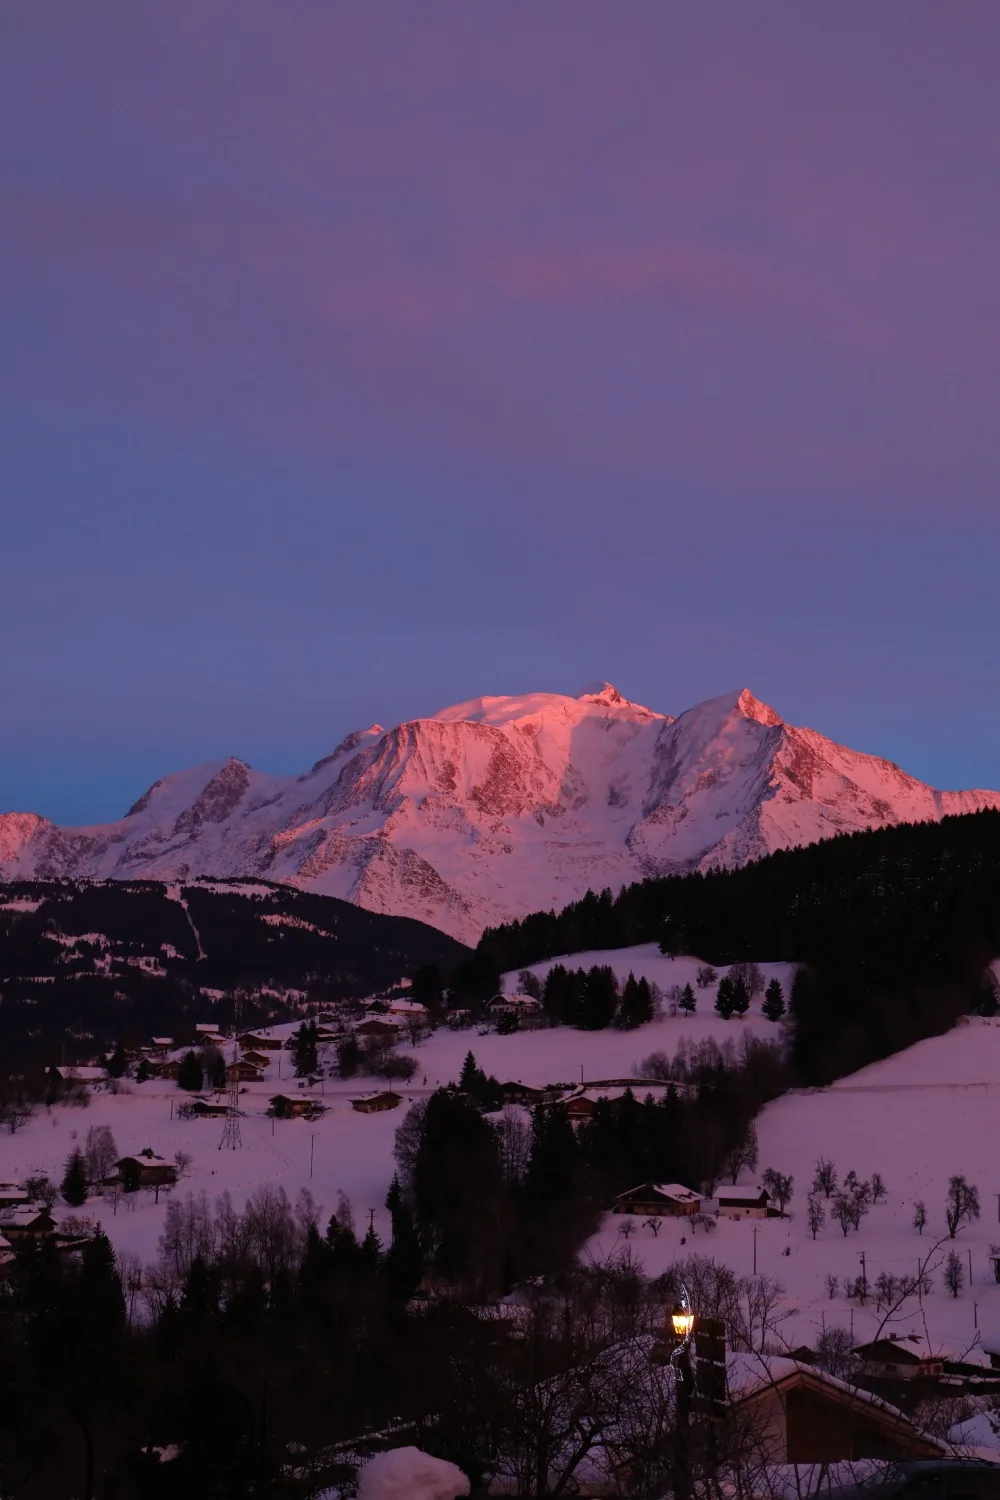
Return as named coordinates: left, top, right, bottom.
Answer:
left=859, top=1250, right=867, bottom=1300
left=752, top=1223, right=758, bottom=1277
left=969, top=1247, right=974, bottom=1287
left=310, top=1133, right=316, bottom=1179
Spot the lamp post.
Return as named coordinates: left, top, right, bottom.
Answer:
left=670, top=1297, right=696, bottom=1500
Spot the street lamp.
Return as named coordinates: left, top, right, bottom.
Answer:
left=671, top=1301, right=695, bottom=1341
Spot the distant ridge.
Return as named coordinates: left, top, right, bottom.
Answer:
left=2, top=685, right=998, bottom=943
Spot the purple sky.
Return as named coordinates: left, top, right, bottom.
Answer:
left=3, top=3, right=1000, bottom=824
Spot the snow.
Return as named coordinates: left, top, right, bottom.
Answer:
left=3, top=685, right=998, bottom=943
left=357, top=1447, right=469, bottom=1500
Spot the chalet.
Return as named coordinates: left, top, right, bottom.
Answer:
left=240, top=1050, right=270, bottom=1070
left=268, top=1094, right=326, bottom=1119
left=350, top=1092, right=402, bottom=1114
left=728, top=1354, right=945, bottom=1463
left=354, top=1018, right=402, bottom=1040
left=613, top=1182, right=702, bottom=1217
left=852, top=1334, right=947, bottom=1380
left=53, top=1065, right=107, bottom=1090
left=488, top=994, right=542, bottom=1017
left=387, top=999, right=428, bottom=1018
left=716, top=1185, right=771, bottom=1219
left=150, top=1059, right=182, bottom=1080
left=0, top=1184, right=29, bottom=1210
left=226, top=1060, right=264, bottom=1083
left=149, top=1037, right=174, bottom=1056
left=237, top=1032, right=283, bottom=1051
left=500, top=1081, right=556, bottom=1106
left=0, top=1205, right=54, bottom=1240
left=115, top=1150, right=178, bottom=1189
left=188, top=1099, right=230, bottom=1118
left=195, top=1023, right=221, bottom=1040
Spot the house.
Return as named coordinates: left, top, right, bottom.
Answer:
left=852, top=1334, right=947, bottom=1380
left=613, top=1182, right=702, bottom=1217
left=226, top=1060, right=264, bottom=1083
left=0, top=1184, right=29, bottom=1210
left=149, top=1036, right=174, bottom=1054
left=387, top=999, right=428, bottom=1018
left=727, top=1354, right=946, bottom=1463
left=488, top=994, right=543, bottom=1017
left=194, top=1023, right=221, bottom=1040
left=188, top=1099, right=230, bottom=1118
left=237, top=1032, right=282, bottom=1051
left=150, top=1059, right=182, bottom=1080
left=239, top=1050, right=270, bottom=1070
left=354, top=1018, right=402, bottom=1040
left=0, top=1205, right=55, bottom=1240
left=268, top=1093, right=326, bottom=1119
left=716, top=1185, right=771, bottom=1219
left=115, top=1150, right=178, bottom=1189
left=53, top=1065, right=108, bottom=1090
left=350, top=1092, right=402, bottom=1114
left=500, top=1081, right=556, bottom=1106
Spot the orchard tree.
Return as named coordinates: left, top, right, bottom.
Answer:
left=945, top=1175, right=980, bottom=1238
left=762, top=979, right=785, bottom=1022
left=812, top=1157, right=838, bottom=1199
left=761, top=1167, right=793, bottom=1216
left=944, top=1249, right=965, bottom=1298
left=913, top=1199, right=927, bottom=1235
left=833, top=1193, right=855, bottom=1237
left=729, top=961, right=766, bottom=998
left=806, top=1194, right=825, bottom=1240
left=695, top=965, right=718, bottom=989
left=871, top=1172, right=888, bottom=1204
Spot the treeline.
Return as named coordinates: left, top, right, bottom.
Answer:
left=478, top=810, right=1000, bottom=1084
left=537, top=965, right=655, bottom=1029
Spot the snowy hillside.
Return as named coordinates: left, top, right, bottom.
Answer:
left=2, top=683, right=998, bottom=943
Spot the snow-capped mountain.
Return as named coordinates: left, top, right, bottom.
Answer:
left=2, top=684, right=998, bottom=943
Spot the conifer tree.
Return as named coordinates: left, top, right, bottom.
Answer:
left=714, top=976, right=735, bottom=1020
left=762, top=978, right=785, bottom=1022
left=61, top=1147, right=88, bottom=1207
left=293, top=1022, right=318, bottom=1078
left=679, top=983, right=697, bottom=1015
left=730, top=976, right=750, bottom=1017
left=385, top=1173, right=423, bottom=1301
left=177, top=1050, right=204, bottom=1091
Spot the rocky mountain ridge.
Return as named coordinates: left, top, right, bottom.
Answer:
left=2, top=684, right=998, bottom=943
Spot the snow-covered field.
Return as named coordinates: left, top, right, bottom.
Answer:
left=4, top=943, right=1000, bottom=1379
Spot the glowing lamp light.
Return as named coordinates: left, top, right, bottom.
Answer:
left=671, top=1303, right=695, bottom=1340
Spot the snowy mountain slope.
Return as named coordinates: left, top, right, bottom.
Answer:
left=2, top=683, right=998, bottom=943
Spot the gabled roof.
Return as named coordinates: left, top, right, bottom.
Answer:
left=717, top=1185, right=770, bottom=1202
left=617, top=1181, right=701, bottom=1203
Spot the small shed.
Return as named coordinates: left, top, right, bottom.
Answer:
left=350, top=1092, right=402, bottom=1114
left=614, top=1182, right=702, bottom=1217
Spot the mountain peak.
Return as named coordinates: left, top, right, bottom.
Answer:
left=736, top=689, right=783, bottom=728
left=577, top=681, right=625, bottom=706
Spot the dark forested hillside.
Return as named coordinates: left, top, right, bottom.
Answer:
left=478, top=810, right=1000, bottom=1085
left=0, top=878, right=468, bottom=1067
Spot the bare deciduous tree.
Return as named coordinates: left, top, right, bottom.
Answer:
left=945, top=1175, right=980, bottom=1238
left=812, top=1156, right=838, bottom=1198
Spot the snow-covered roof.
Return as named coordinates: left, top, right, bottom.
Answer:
left=55, top=1065, right=107, bottom=1082
left=617, top=1181, right=701, bottom=1203
left=716, top=1184, right=770, bottom=1202
left=727, top=1354, right=915, bottom=1426
left=117, top=1152, right=173, bottom=1169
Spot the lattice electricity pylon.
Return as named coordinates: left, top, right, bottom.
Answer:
left=219, top=993, right=244, bottom=1150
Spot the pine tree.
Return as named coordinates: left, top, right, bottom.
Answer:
left=578, top=966, right=618, bottom=1030
left=714, top=976, right=735, bottom=1020
left=762, top=978, right=785, bottom=1022
left=679, top=983, right=696, bottom=1015
left=61, top=1147, right=88, bottom=1207
left=385, top=1174, right=422, bottom=1300
left=359, top=1221, right=383, bottom=1270
left=616, top=973, right=653, bottom=1029
left=730, top=976, right=750, bottom=1017
left=293, top=1022, right=318, bottom=1078
left=177, top=1050, right=204, bottom=1091
left=460, top=1051, right=481, bottom=1093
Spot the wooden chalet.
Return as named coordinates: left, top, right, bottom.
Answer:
left=52, top=1065, right=108, bottom=1091
left=500, top=1081, right=556, bottom=1106
left=195, top=1023, right=221, bottom=1039
left=226, top=1060, right=264, bottom=1083
left=268, top=1093, right=326, bottom=1119
left=115, top=1150, right=178, bottom=1188
left=350, top=1091, right=402, bottom=1114
left=728, top=1354, right=946, bottom=1463
left=239, top=1050, right=270, bottom=1070
left=188, top=1099, right=231, bottom=1118
left=0, top=1184, right=29, bottom=1210
left=237, top=1032, right=283, bottom=1051
left=0, top=1205, right=55, bottom=1240
left=150, top=1058, right=182, bottom=1080
left=613, top=1182, right=702, bottom=1217
left=716, top=1185, right=771, bottom=1219
left=852, top=1334, right=946, bottom=1380
left=354, top=1018, right=402, bottom=1039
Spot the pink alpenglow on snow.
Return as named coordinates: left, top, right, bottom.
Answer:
left=1, top=685, right=998, bottom=942
left=357, top=1447, right=470, bottom=1500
